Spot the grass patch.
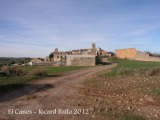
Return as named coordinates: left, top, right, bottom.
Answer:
left=0, top=66, right=88, bottom=86
left=122, top=115, right=144, bottom=120
left=18, top=66, right=87, bottom=75
left=117, top=68, right=135, bottom=76
left=105, top=59, right=160, bottom=77
left=111, top=58, right=160, bottom=69
left=151, top=89, right=160, bottom=96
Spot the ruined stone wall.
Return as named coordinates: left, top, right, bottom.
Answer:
left=135, top=51, right=160, bottom=62
left=100, top=58, right=108, bottom=62
left=66, top=55, right=96, bottom=66
left=135, top=51, right=149, bottom=61
left=115, top=48, right=137, bottom=59
left=32, top=61, right=66, bottom=66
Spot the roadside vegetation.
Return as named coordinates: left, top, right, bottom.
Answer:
left=0, top=66, right=87, bottom=85
left=76, top=58, right=160, bottom=120
left=106, top=58, right=160, bottom=77
left=0, top=57, right=31, bottom=67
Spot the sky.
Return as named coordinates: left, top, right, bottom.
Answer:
left=0, top=0, right=160, bottom=57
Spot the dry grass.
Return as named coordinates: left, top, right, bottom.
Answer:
left=0, top=66, right=27, bottom=77
left=32, top=69, right=48, bottom=77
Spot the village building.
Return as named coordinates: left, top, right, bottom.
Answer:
left=31, top=58, right=45, bottom=63
left=38, top=43, right=111, bottom=66
left=115, top=48, right=160, bottom=62
left=45, top=56, right=50, bottom=61
left=53, top=48, right=66, bottom=61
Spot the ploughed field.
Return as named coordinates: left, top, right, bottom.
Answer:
left=1, top=59, right=160, bottom=120
left=0, top=63, right=116, bottom=120
left=67, top=59, right=160, bottom=120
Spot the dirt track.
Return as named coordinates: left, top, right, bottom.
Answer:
left=0, top=64, right=116, bottom=120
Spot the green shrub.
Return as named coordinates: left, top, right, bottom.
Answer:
left=0, top=72, right=8, bottom=77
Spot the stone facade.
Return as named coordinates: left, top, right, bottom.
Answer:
left=66, top=55, right=96, bottom=66
left=31, top=61, right=66, bottom=66
left=135, top=51, right=160, bottom=61
left=45, top=43, right=110, bottom=66
left=115, top=48, right=160, bottom=62
left=31, top=58, right=45, bottom=63
left=53, top=48, right=66, bottom=61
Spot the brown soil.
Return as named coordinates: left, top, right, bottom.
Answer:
left=0, top=64, right=116, bottom=120
left=72, top=74, right=160, bottom=120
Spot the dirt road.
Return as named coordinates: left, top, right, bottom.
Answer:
left=0, top=64, right=116, bottom=120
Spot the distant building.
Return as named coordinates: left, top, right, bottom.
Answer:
left=45, top=56, right=50, bottom=61
left=31, top=58, right=45, bottom=63
left=115, top=48, right=137, bottom=59
left=66, top=55, right=96, bottom=66
left=45, top=43, right=111, bottom=66
left=115, top=48, right=160, bottom=62
left=53, top=48, right=66, bottom=61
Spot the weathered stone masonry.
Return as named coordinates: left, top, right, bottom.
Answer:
left=66, top=55, right=96, bottom=66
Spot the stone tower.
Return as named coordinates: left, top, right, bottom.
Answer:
left=55, top=48, right=58, bottom=52
left=92, top=43, right=96, bottom=49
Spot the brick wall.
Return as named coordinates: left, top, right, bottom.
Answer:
left=115, top=48, right=137, bottom=59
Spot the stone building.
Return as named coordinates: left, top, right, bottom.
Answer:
left=47, top=43, right=110, bottom=66
left=69, top=43, right=98, bottom=55
left=65, top=43, right=110, bottom=66
left=115, top=48, right=160, bottom=62
left=65, top=43, right=98, bottom=66
left=53, top=48, right=66, bottom=61
left=31, top=58, right=45, bottom=63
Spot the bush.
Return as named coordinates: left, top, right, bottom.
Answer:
left=1, top=66, right=10, bottom=72
left=0, top=66, right=27, bottom=77
left=9, top=67, right=27, bottom=77
left=136, top=68, right=151, bottom=76
left=0, top=66, right=10, bottom=76
left=136, top=67, right=160, bottom=76
left=0, top=72, right=8, bottom=77
left=150, top=67, right=160, bottom=76
left=32, top=69, right=48, bottom=77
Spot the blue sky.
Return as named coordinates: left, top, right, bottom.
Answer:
left=0, top=0, right=160, bottom=57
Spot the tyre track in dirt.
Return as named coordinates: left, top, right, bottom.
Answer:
left=0, top=63, right=116, bottom=120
